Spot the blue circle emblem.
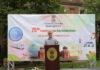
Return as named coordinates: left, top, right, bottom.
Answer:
left=9, top=27, right=23, bottom=42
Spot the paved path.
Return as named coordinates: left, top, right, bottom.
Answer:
left=61, top=68, right=100, bottom=70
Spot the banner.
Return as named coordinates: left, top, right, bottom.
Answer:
left=8, top=14, right=96, bottom=61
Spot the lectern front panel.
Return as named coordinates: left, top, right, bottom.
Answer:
left=45, top=45, right=60, bottom=70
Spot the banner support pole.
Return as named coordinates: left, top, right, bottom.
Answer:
left=8, top=61, right=15, bottom=70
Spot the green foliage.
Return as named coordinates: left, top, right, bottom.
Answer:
left=83, top=0, right=100, bottom=23
left=0, top=0, right=64, bottom=15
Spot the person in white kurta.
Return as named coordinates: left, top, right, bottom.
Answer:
left=45, top=30, right=58, bottom=45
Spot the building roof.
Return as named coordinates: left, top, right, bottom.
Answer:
left=57, top=0, right=82, bottom=6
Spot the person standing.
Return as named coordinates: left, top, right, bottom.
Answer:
left=45, top=30, right=58, bottom=45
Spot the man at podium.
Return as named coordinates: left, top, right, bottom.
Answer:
left=45, top=30, right=58, bottom=45
left=44, top=30, right=60, bottom=70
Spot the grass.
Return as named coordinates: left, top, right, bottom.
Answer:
left=60, top=57, right=78, bottom=61
left=60, top=60, right=100, bottom=68
left=0, top=67, right=7, bottom=70
left=60, top=61, right=89, bottom=68
left=0, top=60, right=100, bottom=70
left=96, top=60, right=100, bottom=68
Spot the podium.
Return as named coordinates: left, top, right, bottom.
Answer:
left=45, top=45, right=60, bottom=70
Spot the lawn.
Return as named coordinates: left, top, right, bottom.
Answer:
left=0, top=60, right=100, bottom=70
left=60, top=60, right=100, bottom=68
left=60, top=61, right=89, bottom=68
left=0, top=67, right=7, bottom=70
left=60, top=57, right=78, bottom=61
left=26, top=60, right=100, bottom=69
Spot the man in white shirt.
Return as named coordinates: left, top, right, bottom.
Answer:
left=45, top=30, right=58, bottom=45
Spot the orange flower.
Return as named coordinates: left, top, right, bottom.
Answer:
left=90, top=52, right=96, bottom=56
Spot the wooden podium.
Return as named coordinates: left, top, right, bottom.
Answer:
left=45, top=45, right=60, bottom=70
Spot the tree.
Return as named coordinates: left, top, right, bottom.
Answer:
left=0, top=0, right=64, bottom=14
left=83, top=0, right=100, bottom=23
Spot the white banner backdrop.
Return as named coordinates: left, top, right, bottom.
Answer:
left=8, top=14, right=96, bottom=61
